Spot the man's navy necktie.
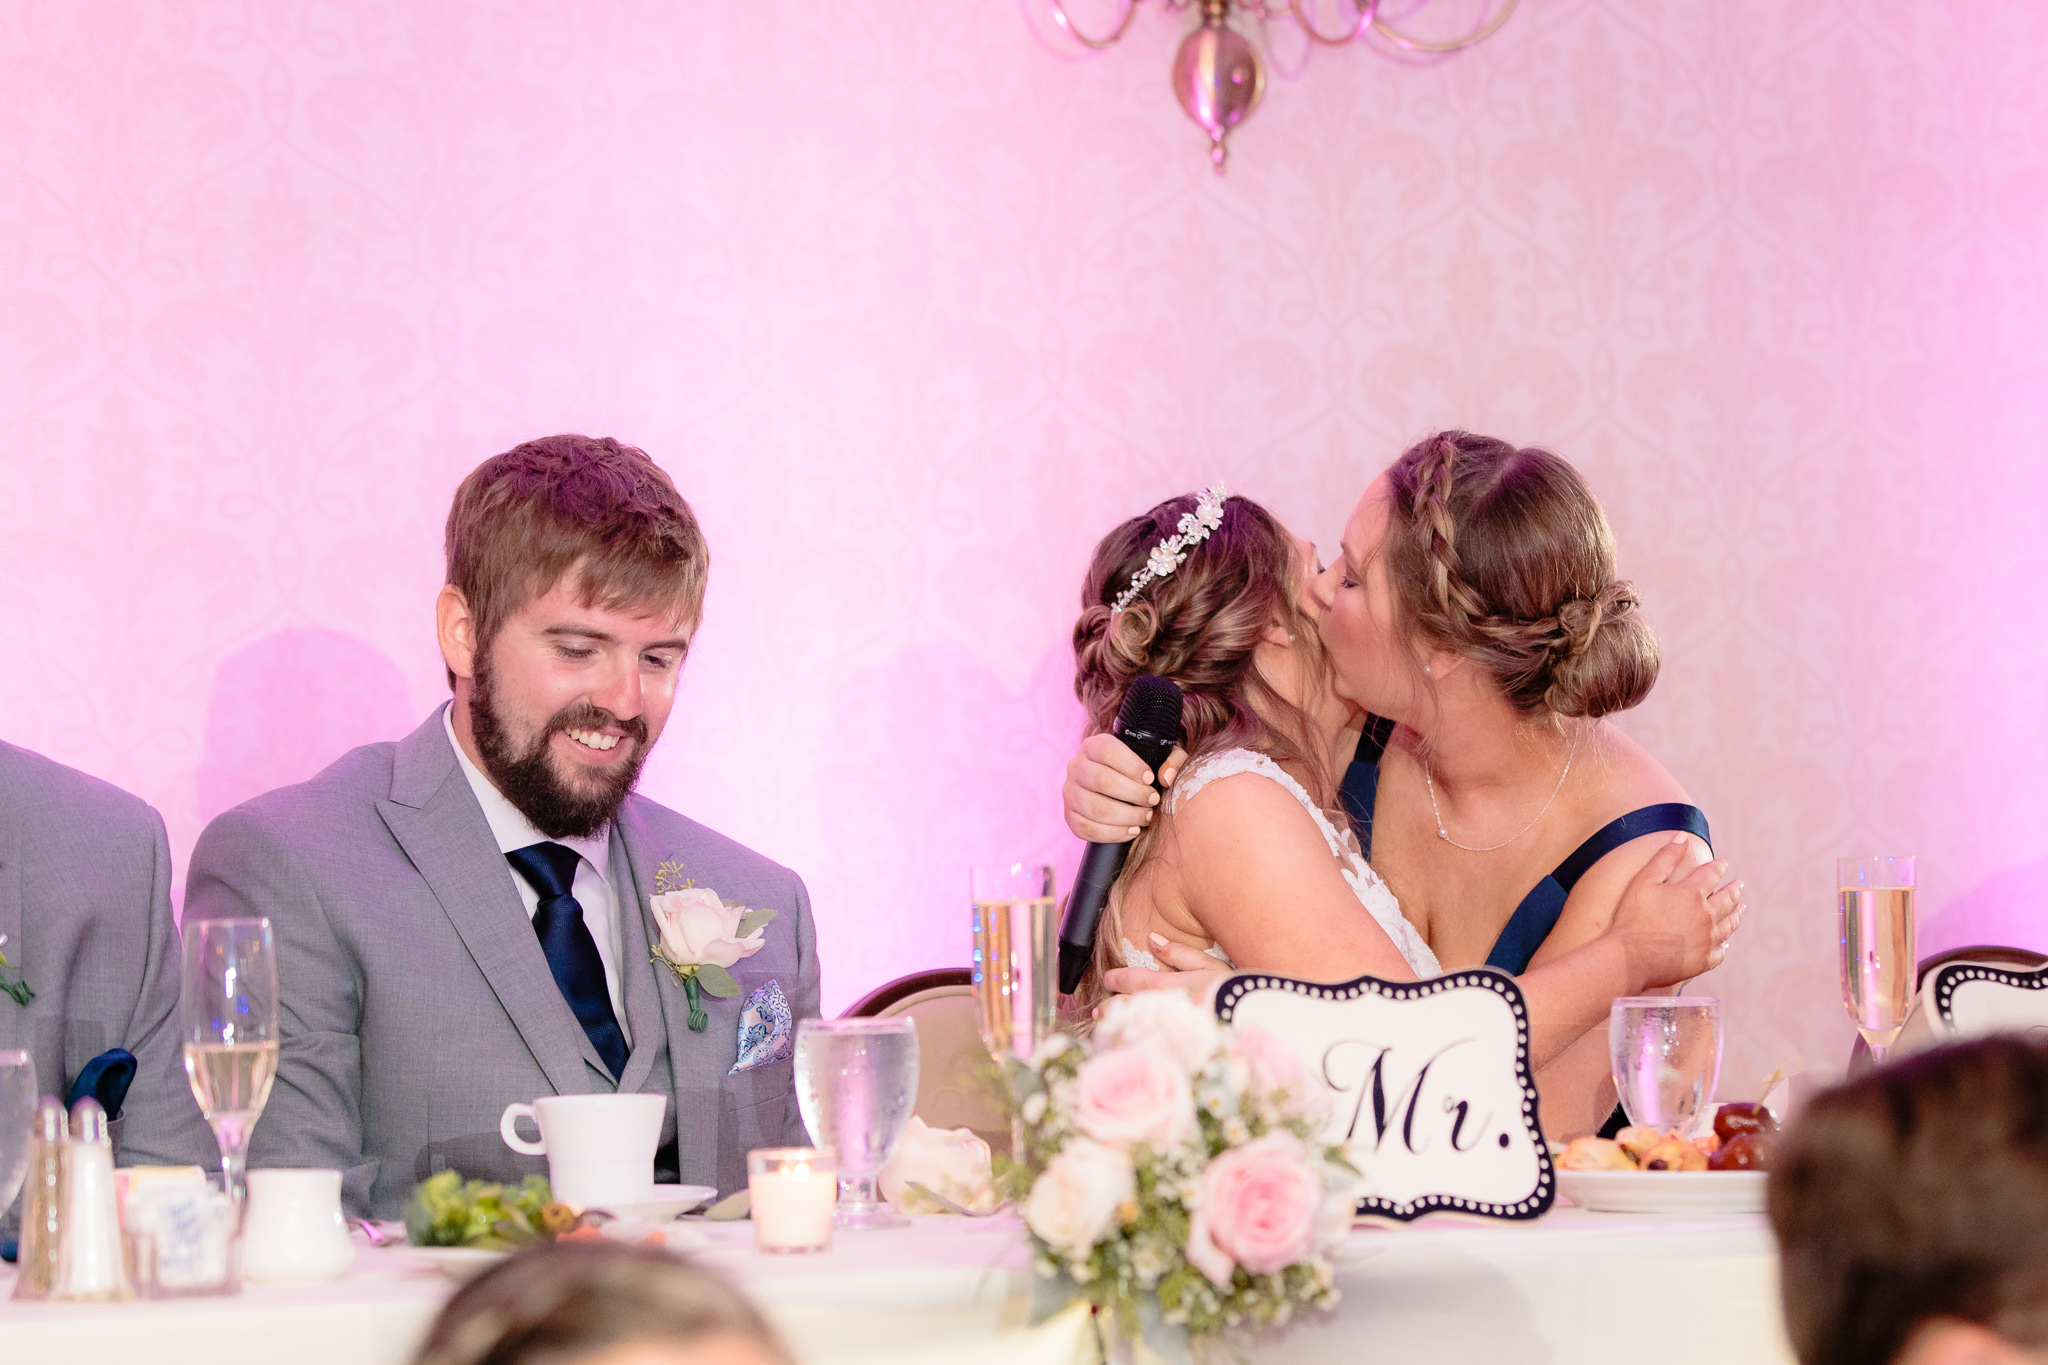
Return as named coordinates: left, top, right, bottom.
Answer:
left=506, top=842, right=629, bottom=1080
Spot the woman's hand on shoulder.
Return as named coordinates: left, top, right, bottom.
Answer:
left=1062, top=733, right=1188, bottom=843
left=1101, top=934, right=1231, bottom=1003
left=1605, top=836, right=1746, bottom=991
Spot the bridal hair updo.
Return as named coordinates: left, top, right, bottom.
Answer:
left=1066, top=491, right=1329, bottom=1010
left=1384, top=431, right=1658, bottom=719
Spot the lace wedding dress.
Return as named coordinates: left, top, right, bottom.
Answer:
left=1119, top=748, right=1442, bottom=979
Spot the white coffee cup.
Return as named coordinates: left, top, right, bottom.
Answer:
left=499, top=1093, right=666, bottom=1208
left=241, top=1168, right=356, bottom=1286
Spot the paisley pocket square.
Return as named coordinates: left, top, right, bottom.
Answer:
left=731, top=980, right=794, bottom=1075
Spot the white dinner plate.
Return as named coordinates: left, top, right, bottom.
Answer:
left=1557, top=1169, right=1768, bottom=1214
left=600, top=1183, right=718, bottom=1221
left=404, top=1246, right=508, bottom=1279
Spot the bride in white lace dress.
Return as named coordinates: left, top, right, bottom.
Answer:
left=1064, top=487, right=1739, bottom=1111
left=1066, top=485, right=1451, bottom=1005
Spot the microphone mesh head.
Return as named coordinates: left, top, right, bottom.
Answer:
left=1116, top=675, right=1184, bottom=741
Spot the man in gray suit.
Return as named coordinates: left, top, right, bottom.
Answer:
left=185, top=435, right=820, bottom=1218
left=0, top=740, right=217, bottom=1175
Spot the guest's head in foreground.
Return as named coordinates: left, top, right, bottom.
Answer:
left=413, top=1239, right=796, bottom=1365
left=1769, top=1035, right=2048, bottom=1365
left=438, top=433, right=708, bottom=839
left=1068, top=488, right=1337, bottom=1004
left=1316, top=429, right=1659, bottom=729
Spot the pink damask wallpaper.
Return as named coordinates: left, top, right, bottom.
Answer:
left=2, top=1, right=2044, bottom=1098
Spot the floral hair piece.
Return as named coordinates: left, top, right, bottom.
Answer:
left=1110, top=483, right=1229, bottom=615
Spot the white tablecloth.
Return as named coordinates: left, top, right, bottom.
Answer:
left=0, top=1208, right=1796, bottom=1365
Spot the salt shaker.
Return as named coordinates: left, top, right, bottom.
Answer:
left=10, top=1096, right=67, bottom=1300
left=50, top=1097, right=132, bottom=1301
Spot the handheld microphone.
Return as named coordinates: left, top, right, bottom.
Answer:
left=1057, top=675, right=1185, bottom=995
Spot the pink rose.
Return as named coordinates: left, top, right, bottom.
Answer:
left=1229, top=1025, right=1330, bottom=1121
left=649, top=888, right=766, bottom=970
left=1185, top=1133, right=1322, bottom=1286
left=1072, top=1044, right=1196, bottom=1152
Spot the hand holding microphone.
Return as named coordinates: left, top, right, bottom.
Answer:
left=1056, top=675, right=1185, bottom=995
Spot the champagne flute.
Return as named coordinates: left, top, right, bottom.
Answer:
left=1839, top=856, right=1916, bottom=1064
left=0, top=1050, right=36, bottom=1221
left=793, top=1017, right=919, bottom=1230
left=181, top=918, right=280, bottom=1207
left=970, top=863, right=1056, bottom=1062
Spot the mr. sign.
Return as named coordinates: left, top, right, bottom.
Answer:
left=1215, top=969, right=1554, bottom=1222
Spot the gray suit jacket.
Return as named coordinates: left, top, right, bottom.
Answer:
left=183, top=709, right=820, bottom=1218
left=0, top=741, right=217, bottom=1179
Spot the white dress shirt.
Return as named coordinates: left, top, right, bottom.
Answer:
left=443, top=707, right=631, bottom=1044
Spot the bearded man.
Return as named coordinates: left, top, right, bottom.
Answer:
left=184, top=436, right=819, bottom=1218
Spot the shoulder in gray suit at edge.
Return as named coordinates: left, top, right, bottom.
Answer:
left=183, top=433, right=822, bottom=1220
left=0, top=740, right=219, bottom=1188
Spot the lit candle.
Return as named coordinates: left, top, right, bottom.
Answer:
left=747, top=1147, right=837, bottom=1254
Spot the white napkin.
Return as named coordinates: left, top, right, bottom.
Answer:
left=880, top=1116, right=998, bottom=1214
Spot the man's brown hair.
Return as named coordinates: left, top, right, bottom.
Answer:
left=412, top=1238, right=794, bottom=1365
left=444, top=434, right=708, bottom=687
left=1769, top=1034, right=2048, bottom=1365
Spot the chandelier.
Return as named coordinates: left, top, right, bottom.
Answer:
left=1047, top=0, right=1519, bottom=173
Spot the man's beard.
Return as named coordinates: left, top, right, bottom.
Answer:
left=469, top=651, right=651, bottom=840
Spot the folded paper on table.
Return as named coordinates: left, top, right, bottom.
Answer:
left=1214, top=969, right=1554, bottom=1223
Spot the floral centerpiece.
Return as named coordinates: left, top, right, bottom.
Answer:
left=1001, top=991, right=1356, bottom=1359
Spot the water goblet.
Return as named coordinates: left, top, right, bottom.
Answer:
left=0, top=1050, right=36, bottom=1220
left=181, top=918, right=280, bottom=1208
left=793, top=1017, right=919, bottom=1230
left=1609, top=996, right=1723, bottom=1135
left=1839, top=856, right=1916, bottom=1064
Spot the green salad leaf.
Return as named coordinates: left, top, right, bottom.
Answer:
left=403, top=1170, right=558, bottom=1250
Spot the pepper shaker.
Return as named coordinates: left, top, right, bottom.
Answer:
left=10, top=1096, right=67, bottom=1300
left=50, top=1097, right=132, bottom=1301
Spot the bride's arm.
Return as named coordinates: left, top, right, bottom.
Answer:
left=1168, top=772, right=1419, bottom=981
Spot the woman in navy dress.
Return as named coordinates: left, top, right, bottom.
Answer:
left=1067, top=432, right=1729, bottom=1139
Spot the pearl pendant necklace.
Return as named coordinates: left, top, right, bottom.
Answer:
left=1424, top=727, right=1582, bottom=854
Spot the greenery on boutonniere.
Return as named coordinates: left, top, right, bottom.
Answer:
left=646, top=861, right=776, bottom=1033
left=0, top=933, right=32, bottom=1007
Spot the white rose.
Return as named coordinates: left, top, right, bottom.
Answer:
left=1024, top=1138, right=1136, bottom=1259
left=880, top=1116, right=998, bottom=1214
left=649, top=888, right=765, bottom=970
left=1094, top=991, right=1221, bottom=1072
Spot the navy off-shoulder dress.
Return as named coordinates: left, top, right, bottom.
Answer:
left=1337, top=715, right=1710, bottom=1139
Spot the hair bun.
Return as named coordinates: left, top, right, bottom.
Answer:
left=1543, top=580, right=1657, bottom=718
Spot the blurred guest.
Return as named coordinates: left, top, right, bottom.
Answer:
left=0, top=739, right=215, bottom=1174
left=1770, top=1035, right=2048, bottom=1365
left=413, top=1239, right=795, bottom=1365
left=186, top=434, right=819, bottom=1217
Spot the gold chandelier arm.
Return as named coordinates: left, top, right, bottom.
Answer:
left=1289, top=0, right=1380, bottom=46
left=1371, top=0, right=1519, bottom=54
left=1048, top=0, right=1145, bottom=50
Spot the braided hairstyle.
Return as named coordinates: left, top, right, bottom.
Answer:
left=1066, top=491, right=1330, bottom=1011
left=1384, top=431, right=1658, bottom=718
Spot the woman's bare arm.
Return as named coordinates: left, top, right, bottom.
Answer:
left=1157, top=771, right=1419, bottom=982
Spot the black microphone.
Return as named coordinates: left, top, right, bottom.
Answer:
left=1057, top=675, right=1185, bottom=995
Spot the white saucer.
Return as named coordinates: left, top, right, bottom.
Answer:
left=598, top=1183, right=718, bottom=1220
left=404, top=1245, right=507, bottom=1279
left=1557, top=1169, right=1768, bottom=1214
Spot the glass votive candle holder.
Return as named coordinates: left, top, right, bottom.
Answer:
left=747, top=1147, right=836, bottom=1254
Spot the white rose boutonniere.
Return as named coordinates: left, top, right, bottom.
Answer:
left=648, top=861, right=776, bottom=1033
left=0, top=932, right=31, bottom=1007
